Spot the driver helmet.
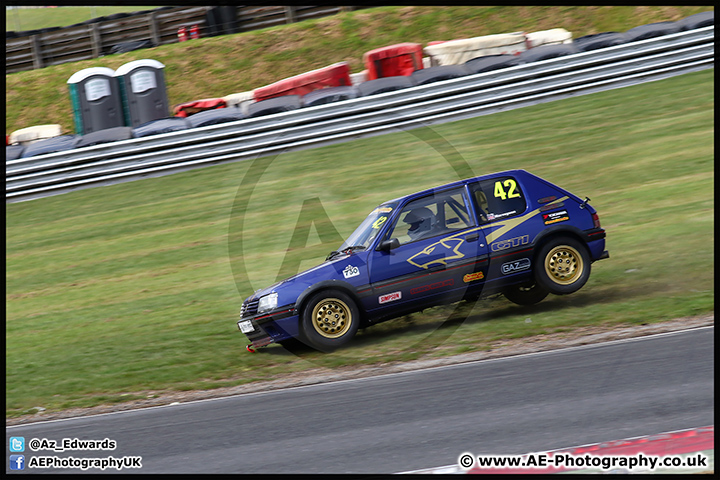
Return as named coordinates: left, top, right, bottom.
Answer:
left=404, top=207, right=435, bottom=240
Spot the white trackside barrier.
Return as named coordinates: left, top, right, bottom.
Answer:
left=223, top=91, right=256, bottom=115
left=526, top=28, right=574, bottom=48
left=423, top=32, right=529, bottom=66
left=10, top=125, right=63, bottom=146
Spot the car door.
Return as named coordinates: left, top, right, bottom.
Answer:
left=467, top=175, right=536, bottom=289
left=366, top=186, right=489, bottom=315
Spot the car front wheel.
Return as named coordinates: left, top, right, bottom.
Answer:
left=300, top=289, right=360, bottom=352
left=534, top=237, right=591, bottom=295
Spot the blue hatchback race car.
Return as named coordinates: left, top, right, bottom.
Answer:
left=238, top=169, right=609, bottom=352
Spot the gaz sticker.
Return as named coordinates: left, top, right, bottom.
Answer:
left=501, top=258, right=531, bottom=275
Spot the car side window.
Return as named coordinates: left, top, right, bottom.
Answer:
left=469, top=176, right=527, bottom=223
left=387, top=188, right=475, bottom=246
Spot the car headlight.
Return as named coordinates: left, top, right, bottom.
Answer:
left=257, top=293, right=278, bottom=313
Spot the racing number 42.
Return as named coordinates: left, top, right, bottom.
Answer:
left=494, top=179, right=521, bottom=201
left=372, top=216, right=387, bottom=229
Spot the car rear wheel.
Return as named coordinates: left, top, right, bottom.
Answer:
left=534, top=236, right=591, bottom=295
left=503, top=282, right=549, bottom=305
left=300, top=290, right=360, bottom=352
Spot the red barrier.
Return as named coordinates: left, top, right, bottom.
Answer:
left=427, top=39, right=466, bottom=46
left=363, top=43, right=424, bottom=81
left=253, top=62, right=352, bottom=102
left=173, top=98, right=226, bottom=117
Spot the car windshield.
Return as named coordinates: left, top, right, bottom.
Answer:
left=337, top=203, right=397, bottom=251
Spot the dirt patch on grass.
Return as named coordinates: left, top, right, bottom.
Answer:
left=6, top=313, right=713, bottom=426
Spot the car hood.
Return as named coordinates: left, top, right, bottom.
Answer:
left=244, top=251, right=365, bottom=303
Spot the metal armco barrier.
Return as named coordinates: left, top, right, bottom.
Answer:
left=6, top=26, right=714, bottom=203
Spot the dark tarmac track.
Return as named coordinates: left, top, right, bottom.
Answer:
left=6, top=326, right=713, bottom=474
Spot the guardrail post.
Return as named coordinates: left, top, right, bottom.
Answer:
left=204, top=6, right=213, bottom=37
left=284, top=6, right=297, bottom=24
left=30, top=34, right=43, bottom=70
left=148, top=11, right=161, bottom=46
left=90, top=23, right=102, bottom=59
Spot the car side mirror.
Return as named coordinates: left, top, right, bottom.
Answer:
left=378, top=238, right=400, bottom=251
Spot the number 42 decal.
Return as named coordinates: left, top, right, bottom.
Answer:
left=494, top=179, right=521, bottom=200
left=371, top=216, right=387, bottom=229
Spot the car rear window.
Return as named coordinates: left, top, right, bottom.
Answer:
left=469, top=176, right=527, bottom=223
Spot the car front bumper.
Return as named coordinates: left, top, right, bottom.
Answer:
left=237, top=306, right=300, bottom=349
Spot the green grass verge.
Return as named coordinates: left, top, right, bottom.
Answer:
left=5, top=6, right=713, bottom=134
left=6, top=68, right=714, bottom=417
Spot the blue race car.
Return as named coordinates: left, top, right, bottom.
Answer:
left=238, top=169, right=609, bottom=352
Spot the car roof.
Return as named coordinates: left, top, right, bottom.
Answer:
left=381, top=169, right=529, bottom=205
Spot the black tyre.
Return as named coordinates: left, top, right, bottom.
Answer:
left=300, top=289, right=360, bottom=352
left=410, top=65, right=469, bottom=86
left=20, top=135, right=78, bottom=158
left=534, top=236, right=591, bottom=295
left=357, top=76, right=414, bottom=97
left=464, top=54, right=520, bottom=74
left=517, top=44, right=579, bottom=64
left=246, top=95, right=301, bottom=118
left=677, top=11, right=713, bottom=31
left=573, top=32, right=628, bottom=52
left=6, top=144, right=25, bottom=161
left=76, top=127, right=133, bottom=148
left=503, top=282, right=549, bottom=305
left=187, top=106, right=245, bottom=128
left=302, top=86, right=358, bottom=107
left=624, top=22, right=680, bottom=42
left=132, top=118, right=190, bottom=138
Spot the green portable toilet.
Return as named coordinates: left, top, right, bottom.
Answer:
left=114, top=59, right=169, bottom=128
left=67, top=67, right=125, bottom=135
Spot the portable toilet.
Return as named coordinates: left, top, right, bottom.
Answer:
left=114, top=59, right=169, bottom=128
left=67, top=67, right=125, bottom=135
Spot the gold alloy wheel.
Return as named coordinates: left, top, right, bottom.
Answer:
left=544, top=245, right=584, bottom=285
left=311, top=298, right=352, bottom=338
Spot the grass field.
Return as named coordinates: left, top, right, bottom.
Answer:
left=5, top=6, right=713, bottom=135
left=5, top=6, right=159, bottom=32
left=5, top=68, right=714, bottom=417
